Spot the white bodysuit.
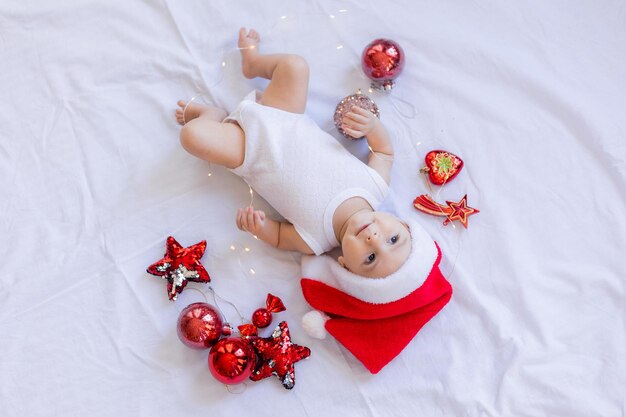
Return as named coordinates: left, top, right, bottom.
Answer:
left=225, top=91, right=389, bottom=255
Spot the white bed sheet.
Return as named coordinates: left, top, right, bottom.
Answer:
left=1, top=0, right=625, bottom=416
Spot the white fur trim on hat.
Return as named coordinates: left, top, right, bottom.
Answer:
left=301, top=219, right=438, bottom=305
left=302, top=310, right=329, bottom=339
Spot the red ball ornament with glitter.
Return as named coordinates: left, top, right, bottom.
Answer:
left=361, top=39, right=405, bottom=91
left=176, top=302, right=223, bottom=349
left=208, top=337, right=257, bottom=384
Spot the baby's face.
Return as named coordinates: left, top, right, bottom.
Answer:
left=338, top=211, right=411, bottom=278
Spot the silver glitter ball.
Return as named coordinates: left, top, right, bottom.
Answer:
left=333, top=93, right=380, bottom=140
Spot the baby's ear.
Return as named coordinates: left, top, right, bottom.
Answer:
left=337, top=256, right=348, bottom=270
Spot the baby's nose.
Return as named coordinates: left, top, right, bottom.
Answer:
left=366, top=231, right=378, bottom=241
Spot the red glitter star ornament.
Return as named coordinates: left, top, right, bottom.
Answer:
left=413, top=194, right=480, bottom=229
left=146, top=236, right=210, bottom=301
left=250, top=321, right=311, bottom=389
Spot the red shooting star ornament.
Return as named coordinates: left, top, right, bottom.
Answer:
left=413, top=194, right=480, bottom=229
left=146, top=236, right=211, bottom=301
left=250, top=321, right=311, bottom=390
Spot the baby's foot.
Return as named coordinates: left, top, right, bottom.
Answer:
left=175, top=100, right=227, bottom=125
left=238, top=27, right=260, bottom=79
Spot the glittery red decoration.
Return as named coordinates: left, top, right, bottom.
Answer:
left=421, top=150, right=464, bottom=185
left=208, top=337, right=257, bottom=385
left=252, top=309, right=272, bottom=328
left=265, top=293, right=286, bottom=313
left=237, top=323, right=258, bottom=338
left=445, top=195, right=480, bottom=228
left=413, top=194, right=479, bottom=229
left=251, top=293, right=286, bottom=328
left=250, top=321, right=311, bottom=389
left=146, top=236, right=210, bottom=301
left=176, top=302, right=223, bottom=349
left=361, top=39, right=405, bottom=90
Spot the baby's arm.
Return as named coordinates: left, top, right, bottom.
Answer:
left=342, top=106, right=393, bottom=184
left=236, top=207, right=315, bottom=255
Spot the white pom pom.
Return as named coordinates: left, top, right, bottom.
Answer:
left=302, top=310, right=329, bottom=339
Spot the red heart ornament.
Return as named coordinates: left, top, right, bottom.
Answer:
left=420, top=150, right=464, bottom=185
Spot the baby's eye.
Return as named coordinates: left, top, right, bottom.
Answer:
left=366, top=253, right=376, bottom=264
left=390, top=234, right=399, bottom=244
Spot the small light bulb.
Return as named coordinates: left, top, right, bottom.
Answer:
left=244, top=247, right=250, bottom=252
left=416, top=141, right=422, bottom=146
left=368, top=88, right=373, bottom=93
left=338, top=9, right=348, bottom=12
left=280, top=15, right=287, bottom=19
left=249, top=268, right=256, bottom=275
left=329, top=14, right=335, bottom=19
left=207, top=172, right=212, bottom=177
left=253, top=235, right=259, bottom=240
left=336, top=45, right=343, bottom=50
left=230, top=245, right=236, bottom=251
left=221, top=61, right=226, bottom=67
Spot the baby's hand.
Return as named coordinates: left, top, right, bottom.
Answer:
left=236, top=206, right=266, bottom=237
left=342, top=106, right=380, bottom=139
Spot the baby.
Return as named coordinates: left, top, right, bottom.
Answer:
left=176, top=28, right=411, bottom=278
left=176, top=28, right=451, bottom=373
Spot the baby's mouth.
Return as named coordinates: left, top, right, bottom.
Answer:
left=356, top=223, right=371, bottom=236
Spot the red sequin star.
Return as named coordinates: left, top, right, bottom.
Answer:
left=146, top=236, right=210, bottom=301
left=444, top=195, right=480, bottom=229
left=250, top=321, right=311, bottom=389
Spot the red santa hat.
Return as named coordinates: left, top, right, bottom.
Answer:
left=300, top=219, right=452, bottom=374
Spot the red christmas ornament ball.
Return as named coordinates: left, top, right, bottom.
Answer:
left=361, top=39, right=405, bottom=90
left=208, top=337, right=257, bottom=384
left=252, top=308, right=272, bottom=328
left=176, top=302, right=223, bottom=349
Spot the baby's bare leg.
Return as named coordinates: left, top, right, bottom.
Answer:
left=239, top=28, right=309, bottom=114
left=176, top=101, right=245, bottom=169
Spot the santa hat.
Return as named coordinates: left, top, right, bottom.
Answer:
left=300, top=219, right=452, bottom=374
